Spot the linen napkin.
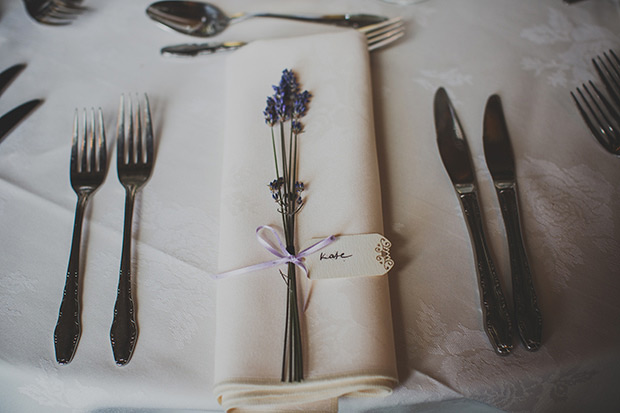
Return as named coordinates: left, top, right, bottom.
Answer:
left=214, top=30, right=398, bottom=412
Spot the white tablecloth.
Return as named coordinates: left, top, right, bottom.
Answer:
left=0, top=0, right=619, bottom=412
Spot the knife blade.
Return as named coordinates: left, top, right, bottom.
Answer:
left=483, top=94, right=542, bottom=351
left=0, top=99, right=43, bottom=142
left=434, top=87, right=513, bottom=355
left=161, top=41, right=246, bottom=57
left=0, top=64, right=26, bottom=97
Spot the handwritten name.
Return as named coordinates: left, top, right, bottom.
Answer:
left=319, top=251, right=352, bottom=261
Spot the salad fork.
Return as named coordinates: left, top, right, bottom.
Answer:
left=54, top=108, right=107, bottom=364
left=161, top=17, right=405, bottom=56
left=110, top=94, right=154, bottom=366
left=571, top=81, right=620, bottom=155
left=23, top=0, right=84, bottom=25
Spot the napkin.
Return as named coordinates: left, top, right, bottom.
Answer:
left=214, top=30, right=398, bottom=412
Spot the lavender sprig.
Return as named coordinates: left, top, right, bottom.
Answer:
left=264, top=69, right=311, bottom=382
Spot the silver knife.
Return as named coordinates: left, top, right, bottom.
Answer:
left=0, top=99, right=43, bottom=142
left=0, top=64, right=26, bottom=96
left=434, top=87, right=513, bottom=355
left=161, top=41, right=246, bottom=57
left=483, top=94, right=542, bottom=351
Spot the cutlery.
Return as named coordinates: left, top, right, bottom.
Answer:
left=54, top=108, right=107, bottom=364
left=592, top=50, right=620, bottom=109
left=146, top=0, right=388, bottom=37
left=0, top=99, right=42, bottom=142
left=23, top=0, right=84, bottom=25
left=0, top=64, right=26, bottom=95
left=161, top=17, right=405, bottom=56
left=434, top=87, right=513, bottom=355
left=0, top=64, right=43, bottom=142
left=483, top=94, right=542, bottom=351
left=110, top=94, right=154, bottom=366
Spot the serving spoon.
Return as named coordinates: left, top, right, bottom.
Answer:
left=146, top=1, right=388, bottom=37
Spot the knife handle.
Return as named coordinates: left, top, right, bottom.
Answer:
left=459, top=188, right=513, bottom=355
left=496, top=184, right=542, bottom=351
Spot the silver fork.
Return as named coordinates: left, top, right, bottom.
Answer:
left=110, top=94, right=154, bottom=366
left=358, top=17, right=405, bottom=51
left=54, top=108, right=107, bottom=365
left=571, top=81, right=620, bottom=156
left=160, top=17, right=405, bottom=56
left=592, top=50, right=620, bottom=109
left=23, top=0, right=84, bottom=25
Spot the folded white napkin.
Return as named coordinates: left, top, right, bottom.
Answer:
left=214, top=30, right=398, bottom=412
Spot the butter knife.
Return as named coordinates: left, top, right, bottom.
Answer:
left=0, top=64, right=26, bottom=96
left=483, top=94, right=542, bottom=351
left=161, top=41, right=246, bottom=56
left=0, top=99, right=42, bottom=142
left=434, top=87, right=513, bottom=355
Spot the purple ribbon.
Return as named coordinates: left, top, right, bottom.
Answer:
left=212, top=225, right=336, bottom=281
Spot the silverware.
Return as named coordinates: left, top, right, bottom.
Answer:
left=571, top=50, right=620, bottom=155
left=0, top=100, right=42, bottom=142
left=161, top=17, right=405, bottom=56
left=0, top=64, right=43, bottom=142
left=146, top=0, right=388, bottom=37
left=434, top=87, right=513, bottom=355
left=483, top=94, right=542, bottom=351
left=592, top=50, right=620, bottom=109
left=110, top=94, right=154, bottom=366
left=54, top=108, right=107, bottom=364
left=23, top=0, right=84, bottom=25
left=0, top=64, right=26, bottom=94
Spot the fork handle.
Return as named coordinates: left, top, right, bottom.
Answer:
left=496, top=184, right=542, bottom=351
left=234, top=13, right=386, bottom=28
left=54, top=194, right=88, bottom=364
left=110, top=188, right=138, bottom=366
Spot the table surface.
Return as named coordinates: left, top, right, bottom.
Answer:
left=1, top=0, right=619, bottom=412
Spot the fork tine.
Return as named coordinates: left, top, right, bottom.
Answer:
left=127, top=96, right=134, bottom=164
left=80, top=109, right=87, bottom=173
left=135, top=95, right=143, bottom=164
left=88, top=108, right=95, bottom=173
left=97, top=108, right=106, bottom=173
left=70, top=109, right=79, bottom=174
left=358, top=17, right=404, bottom=51
left=117, top=94, right=125, bottom=166
left=144, top=94, right=154, bottom=163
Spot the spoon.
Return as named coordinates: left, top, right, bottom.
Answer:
left=146, top=1, right=388, bottom=37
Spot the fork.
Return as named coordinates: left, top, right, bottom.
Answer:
left=160, top=17, right=405, bottom=56
left=110, top=94, right=154, bottom=366
left=571, top=50, right=620, bottom=156
left=23, top=0, right=84, bottom=25
left=54, top=108, right=107, bottom=364
left=592, top=50, right=620, bottom=109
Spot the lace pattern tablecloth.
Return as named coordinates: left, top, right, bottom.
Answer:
left=0, top=0, right=619, bottom=412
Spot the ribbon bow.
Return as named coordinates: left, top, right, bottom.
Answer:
left=212, top=225, right=336, bottom=281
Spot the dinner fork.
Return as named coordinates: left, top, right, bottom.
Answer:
left=54, top=108, right=107, bottom=364
left=160, top=17, right=405, bottom=56
left=592, top=50, right=620, bottom=109
left=571, top=80, right=620, bottom=155
left=23, top=0, right=84, bottom=25
left=110, top=94, right=154, bottom=366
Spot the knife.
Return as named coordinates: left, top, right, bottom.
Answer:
left=161, top=41, right=246, bottom=57
left=483, top=94, right=542, bottom=351
left=0, top=99, right=43, bottom=142
left=0, top=64, right=26, bottom=97
left=434, top=87, right=513, bottom=355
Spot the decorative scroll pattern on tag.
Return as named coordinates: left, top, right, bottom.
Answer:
left=375, top=237, right=394, bottom=271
